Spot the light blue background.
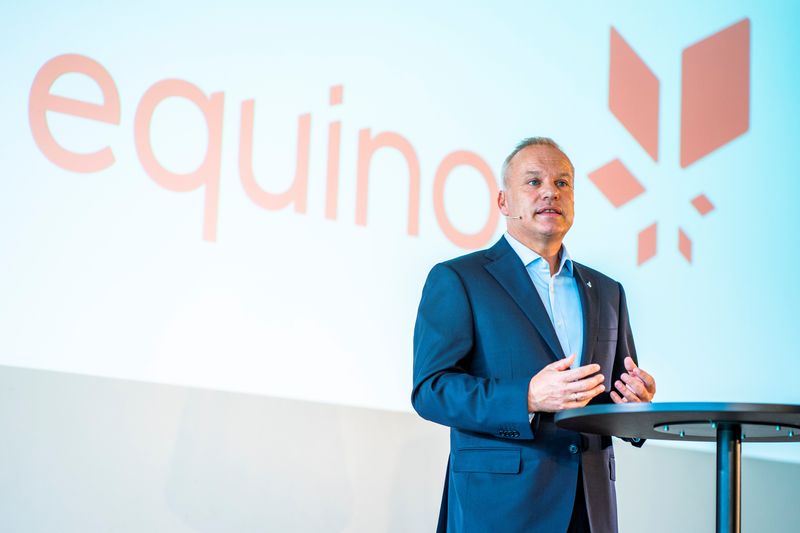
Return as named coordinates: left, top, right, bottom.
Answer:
left=1, top=1, right=799, bottom=463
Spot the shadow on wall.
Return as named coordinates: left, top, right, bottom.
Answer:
left=163, top=390, right=449, bottom=533
left=386, top=429, right=449, bottom=533
left=165, top=392, right=353, bottom=532
left=0, top=363, right=447, bottom=532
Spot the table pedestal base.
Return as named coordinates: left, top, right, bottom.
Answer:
left=716, top=423, right=741, bottom=533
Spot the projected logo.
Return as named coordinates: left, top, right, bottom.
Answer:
left=26, top=18, right=750, bottom=257
left=28, top=59, right=500, bottom=250
left=588, top=19, right=750, bottom=265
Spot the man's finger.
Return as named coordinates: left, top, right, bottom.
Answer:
left=562, top=363, right=602, bottom=382
left=566, top=373, right=605, bottom=393
left=583, top=382, right=606, bottom=401
left=626, top=368, right=656, bottom=397
left=615, top=379, right=639, bottom=402
left=624, top=356, right=637, bottom=373
left=548, top=353, right=576, bottom=371
left=566, top=383, right=606, bottom=408
left=633, top=367, right=656, bottom=391
left=620, top=373, right=647, bottom=398
left=610, top=391, right=624, bottom=404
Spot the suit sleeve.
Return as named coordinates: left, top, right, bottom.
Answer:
left=411, top=263, right=535, bottom=440
left=615, top=282, right=646, bottom=448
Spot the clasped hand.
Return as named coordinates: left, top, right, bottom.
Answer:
left=527, top=354, right=656, bottom=413
left=609, top=356, right=656, bottom=405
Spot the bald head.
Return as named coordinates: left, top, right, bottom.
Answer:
left=501, top=137, right=574, bottom=188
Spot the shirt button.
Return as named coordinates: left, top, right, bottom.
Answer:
left=568, top=444, right=579, bottom=455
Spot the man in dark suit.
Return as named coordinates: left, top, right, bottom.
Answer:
left=412, top=137, right=657, bottom=533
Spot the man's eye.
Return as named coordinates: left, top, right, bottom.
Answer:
left=557, top=180, right=569, bottom=187
left=527, top=179, right=540, bottom=186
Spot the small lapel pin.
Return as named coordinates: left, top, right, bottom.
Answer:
left=586, top=281, right=592, bottom=288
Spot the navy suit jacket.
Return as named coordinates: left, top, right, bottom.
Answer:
left=412, top=236, right=642, bottom=533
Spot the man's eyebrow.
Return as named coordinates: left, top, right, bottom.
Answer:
left=524, top=170, right=541, bottom=176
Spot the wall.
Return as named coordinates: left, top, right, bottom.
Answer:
left=1, top=365, right=796, bottom=532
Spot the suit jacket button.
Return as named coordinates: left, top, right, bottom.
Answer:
left=568, top=444, right=579, bottom=454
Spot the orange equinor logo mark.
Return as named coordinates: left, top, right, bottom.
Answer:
left=588, top=19, right=750, bottom=265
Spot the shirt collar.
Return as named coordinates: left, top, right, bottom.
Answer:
left=504, top=232, right=574, bottom=277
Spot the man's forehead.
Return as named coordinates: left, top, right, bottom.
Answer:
left=524, top=168, right=573, bottom=176
left=512, top=145, right=573, bottom=171
left=515, top=158, right=574, bottom=176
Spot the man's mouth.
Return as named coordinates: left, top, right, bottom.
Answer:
left=535, top=207, right=562, bottom=216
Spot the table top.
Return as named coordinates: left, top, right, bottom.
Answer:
left=554, top=402, right=800, bottom=442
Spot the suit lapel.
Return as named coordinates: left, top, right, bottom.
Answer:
left=573, top=264, right=599, bottom=367
left=484, top=239, right=565, bottom=362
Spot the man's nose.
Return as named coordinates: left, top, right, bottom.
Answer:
left=541, top=181, right=559, bottom=200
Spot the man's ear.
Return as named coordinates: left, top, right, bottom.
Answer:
left=497, top=190, right=509, bottom=216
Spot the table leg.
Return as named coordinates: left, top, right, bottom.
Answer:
left=716, top=422, right=741, bottom=533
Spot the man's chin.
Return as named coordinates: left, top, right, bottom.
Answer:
left=529, top=224, right=569, bottom=239
left=514, top=227, right=569, bottom=246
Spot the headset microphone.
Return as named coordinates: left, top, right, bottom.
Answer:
left=504, top=215, right=523, bottom=220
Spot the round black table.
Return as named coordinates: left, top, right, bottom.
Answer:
left=555, top=402, right=800, bottom=533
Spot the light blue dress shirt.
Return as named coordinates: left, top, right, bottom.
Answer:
left=504, top=232, right=584, bottom=367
